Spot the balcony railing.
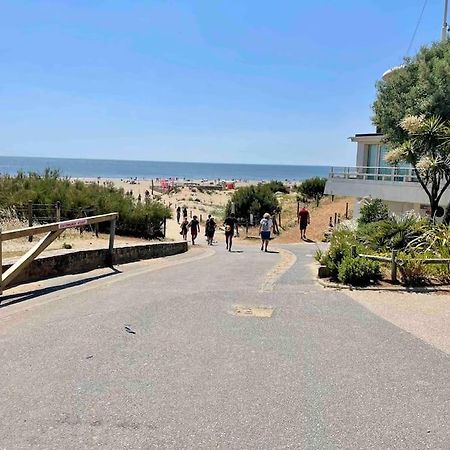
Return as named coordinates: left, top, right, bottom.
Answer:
left=329, top=166, right=418, bottom=183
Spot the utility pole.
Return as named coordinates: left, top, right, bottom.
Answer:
left=442, top=0, right=449, bottom=41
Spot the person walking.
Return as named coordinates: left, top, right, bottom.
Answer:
left=189, top=215, right=200, bottom=245
left=176, top=206, right=181, bottom=224
left=259, top=213, right=273, bottom=252
left=205, top=215, right=216, bottom=245
left=224, top=213, right=238, bottom=252
left=182, top=206, right=188, bottom=219
left=180, top=217, right=189, bottom=241
left=298, top=205, right=310, bottom=240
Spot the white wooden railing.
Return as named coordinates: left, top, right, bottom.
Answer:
left=329, top=166, right=418, bottom=183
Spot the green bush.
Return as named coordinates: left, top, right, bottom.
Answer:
left=0, top=170, right=171, bottom=239
left=225, top=184, right=279, bottom=219
left=296, top=177, right=327, bottom=206
left=323, top=225, right=360, bottom=279
left=397, top=253, right=429, bottom=286
left=358, top=213, right=423, bottom=252
left=338, top=256, right=381, bottom=286
left=358, top=199, right=389, bottom=225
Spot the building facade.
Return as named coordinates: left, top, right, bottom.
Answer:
left=324, top=132, right=450, bottom=217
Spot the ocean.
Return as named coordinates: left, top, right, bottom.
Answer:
left=0, top=155, right=330, bottom=182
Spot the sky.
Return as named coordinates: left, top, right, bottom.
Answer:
left=0, top=0, right=447, bottom=166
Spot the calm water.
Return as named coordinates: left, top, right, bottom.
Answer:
left=0, top=156, right=329, bottom=181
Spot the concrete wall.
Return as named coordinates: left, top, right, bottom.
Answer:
left=3, top=241, right=188, bottom=289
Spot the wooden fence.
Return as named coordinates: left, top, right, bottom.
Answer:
left=0, top=212, right=118, bottom=293
left=352, top=245, right=450, bottom=284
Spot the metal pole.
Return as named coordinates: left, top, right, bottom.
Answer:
left=442, top=0, right=449, bottom=41
left=108, top=219, right=116, bottom=266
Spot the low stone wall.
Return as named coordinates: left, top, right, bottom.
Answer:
left=3, top=241, right=188, bottom=288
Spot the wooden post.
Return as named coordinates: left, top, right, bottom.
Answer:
left=151, top=179, right=154, bottom=196
left=28, top=201, right=33, bottom=242
left=55, top=201, right=61, bottom=222
left=200, top=214, right=203, bottom=223
left=345, top=202, right=349, bottom=219
left=279, top=212, right=282, bottom=228
left=297, top=201, right=300, bottom=223
left=108, top=219, right=116, bottom=266
left=0, top=227, right=2, bottom=295
left=334, top=212, right=337, bottom=225
left=329, top=216, right=333, bottom=227
left=95, top=223, right=99, bottom=238
left=391, top=250, right=398, bottom=284
left=163, top=217, right=167, bottom=238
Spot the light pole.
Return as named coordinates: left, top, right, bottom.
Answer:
left=442, top=0, right=449, bottom=41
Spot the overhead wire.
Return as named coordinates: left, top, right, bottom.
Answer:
left=405, top=0, right=429, bottom=57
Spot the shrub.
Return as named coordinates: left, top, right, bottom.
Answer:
left=225, top=184, right=279, bottom=219
left=338, top=256, right=381, bottom=286
left=397, top=253, right=429, bottom=286
left=358, top=213, right=423, bottom=252
left=265, top=180, right=289, bottom=194
left=358, top=199, right=389, bottom=225
left=0, top=170, right=171, bottom=239
left=296, top=177, right=327, bottom=206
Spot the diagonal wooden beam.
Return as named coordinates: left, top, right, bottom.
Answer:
left=2, top=229, right=64, bottom=290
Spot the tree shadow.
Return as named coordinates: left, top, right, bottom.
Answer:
left=0, top=268, right=122, bottom=308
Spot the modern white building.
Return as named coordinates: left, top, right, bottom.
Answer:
left=324, top=131, right=450, bottom=217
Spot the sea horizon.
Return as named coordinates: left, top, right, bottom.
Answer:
left=0, top=155, right=331, bottom=182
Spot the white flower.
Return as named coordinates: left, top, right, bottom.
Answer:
left=416, top=156, right=433, bottom=171
left=384, top=146, right=406, bottom=165
left=399, top=115, right=424, bottom=134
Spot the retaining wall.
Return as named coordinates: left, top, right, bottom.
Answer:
left=3, top=241, right=188, bottom=288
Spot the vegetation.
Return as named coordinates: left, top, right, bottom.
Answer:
left=373, top=39, right=450, bottom=146
left=372, top=40, right=450, bottom=217
left=319, top=198, right=450, bottom=286
left=296, top=177, right=327, bottom=206
left=225, top=184, right=280, bottom=219
left=358, top=198, right=389, bottom=225
left=0, top=170, right=171, bottom=239
left=337, top=256, right=381, bottom=286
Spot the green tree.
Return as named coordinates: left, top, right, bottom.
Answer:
left=225, top=185, right=279, bottom=219
left=297, top=177, right=327, bottom=206
left=373, top=40, right=450, bottom=146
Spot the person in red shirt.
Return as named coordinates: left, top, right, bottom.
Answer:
left=298, top=206, right=310, bottom=240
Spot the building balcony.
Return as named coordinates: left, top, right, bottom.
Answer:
left=324, top=166, right=450, bottom=206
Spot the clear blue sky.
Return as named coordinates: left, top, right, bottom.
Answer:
left=0, top=0, right=446, bottom=165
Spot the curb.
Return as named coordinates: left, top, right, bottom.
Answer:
left=316, top=277, right=450, bottom=293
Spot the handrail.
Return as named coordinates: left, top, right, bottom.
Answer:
left=0, top=212, right=119, bottom=293
left=1, top=213, right=118, bottom=241
left=328, top=166, right=417, bottom=183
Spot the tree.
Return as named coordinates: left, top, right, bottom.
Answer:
left=373, top=40, right=450, bottom=146
left=297, top=177, right=327, bottom=206
left=384, top=115, right=450, bottom=217
left=225, top=184, right=279, bottom=219
left=372, top=40, right=450, bottom=217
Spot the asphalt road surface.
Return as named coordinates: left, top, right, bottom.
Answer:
left=1, top=241, right=449, bottom=449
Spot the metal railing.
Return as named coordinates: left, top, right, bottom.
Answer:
left=329, top=166, right=418, bottom=183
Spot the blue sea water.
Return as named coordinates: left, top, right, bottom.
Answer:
left=0, top=155, right=329, bottom=181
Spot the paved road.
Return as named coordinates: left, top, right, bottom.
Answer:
left=1, top=241, right=449, bottom=449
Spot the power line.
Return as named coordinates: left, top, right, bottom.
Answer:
left=405, top=0, right=429, bottom=57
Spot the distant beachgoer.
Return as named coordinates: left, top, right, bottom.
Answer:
left=259, top=213, right=273, bottom=252
left=182, top=206, right=188, bottom=218
left=224, top=213, right=238, bottom=252
left=137, top=193, right=141, bottom=202
left=205, top=215, right=216, bottom=245
left=180, top=217, right=189, bottom=241
left=176, top=206, right=181, bottom=224
left=298, top=205, right=310, bottom=240
left=189, top=215, right=200, bottom=245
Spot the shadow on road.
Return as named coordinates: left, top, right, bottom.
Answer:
left=0, top=268, right=122, bottom=308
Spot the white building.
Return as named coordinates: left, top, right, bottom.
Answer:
left=324, top=131, right=450, bottom=217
